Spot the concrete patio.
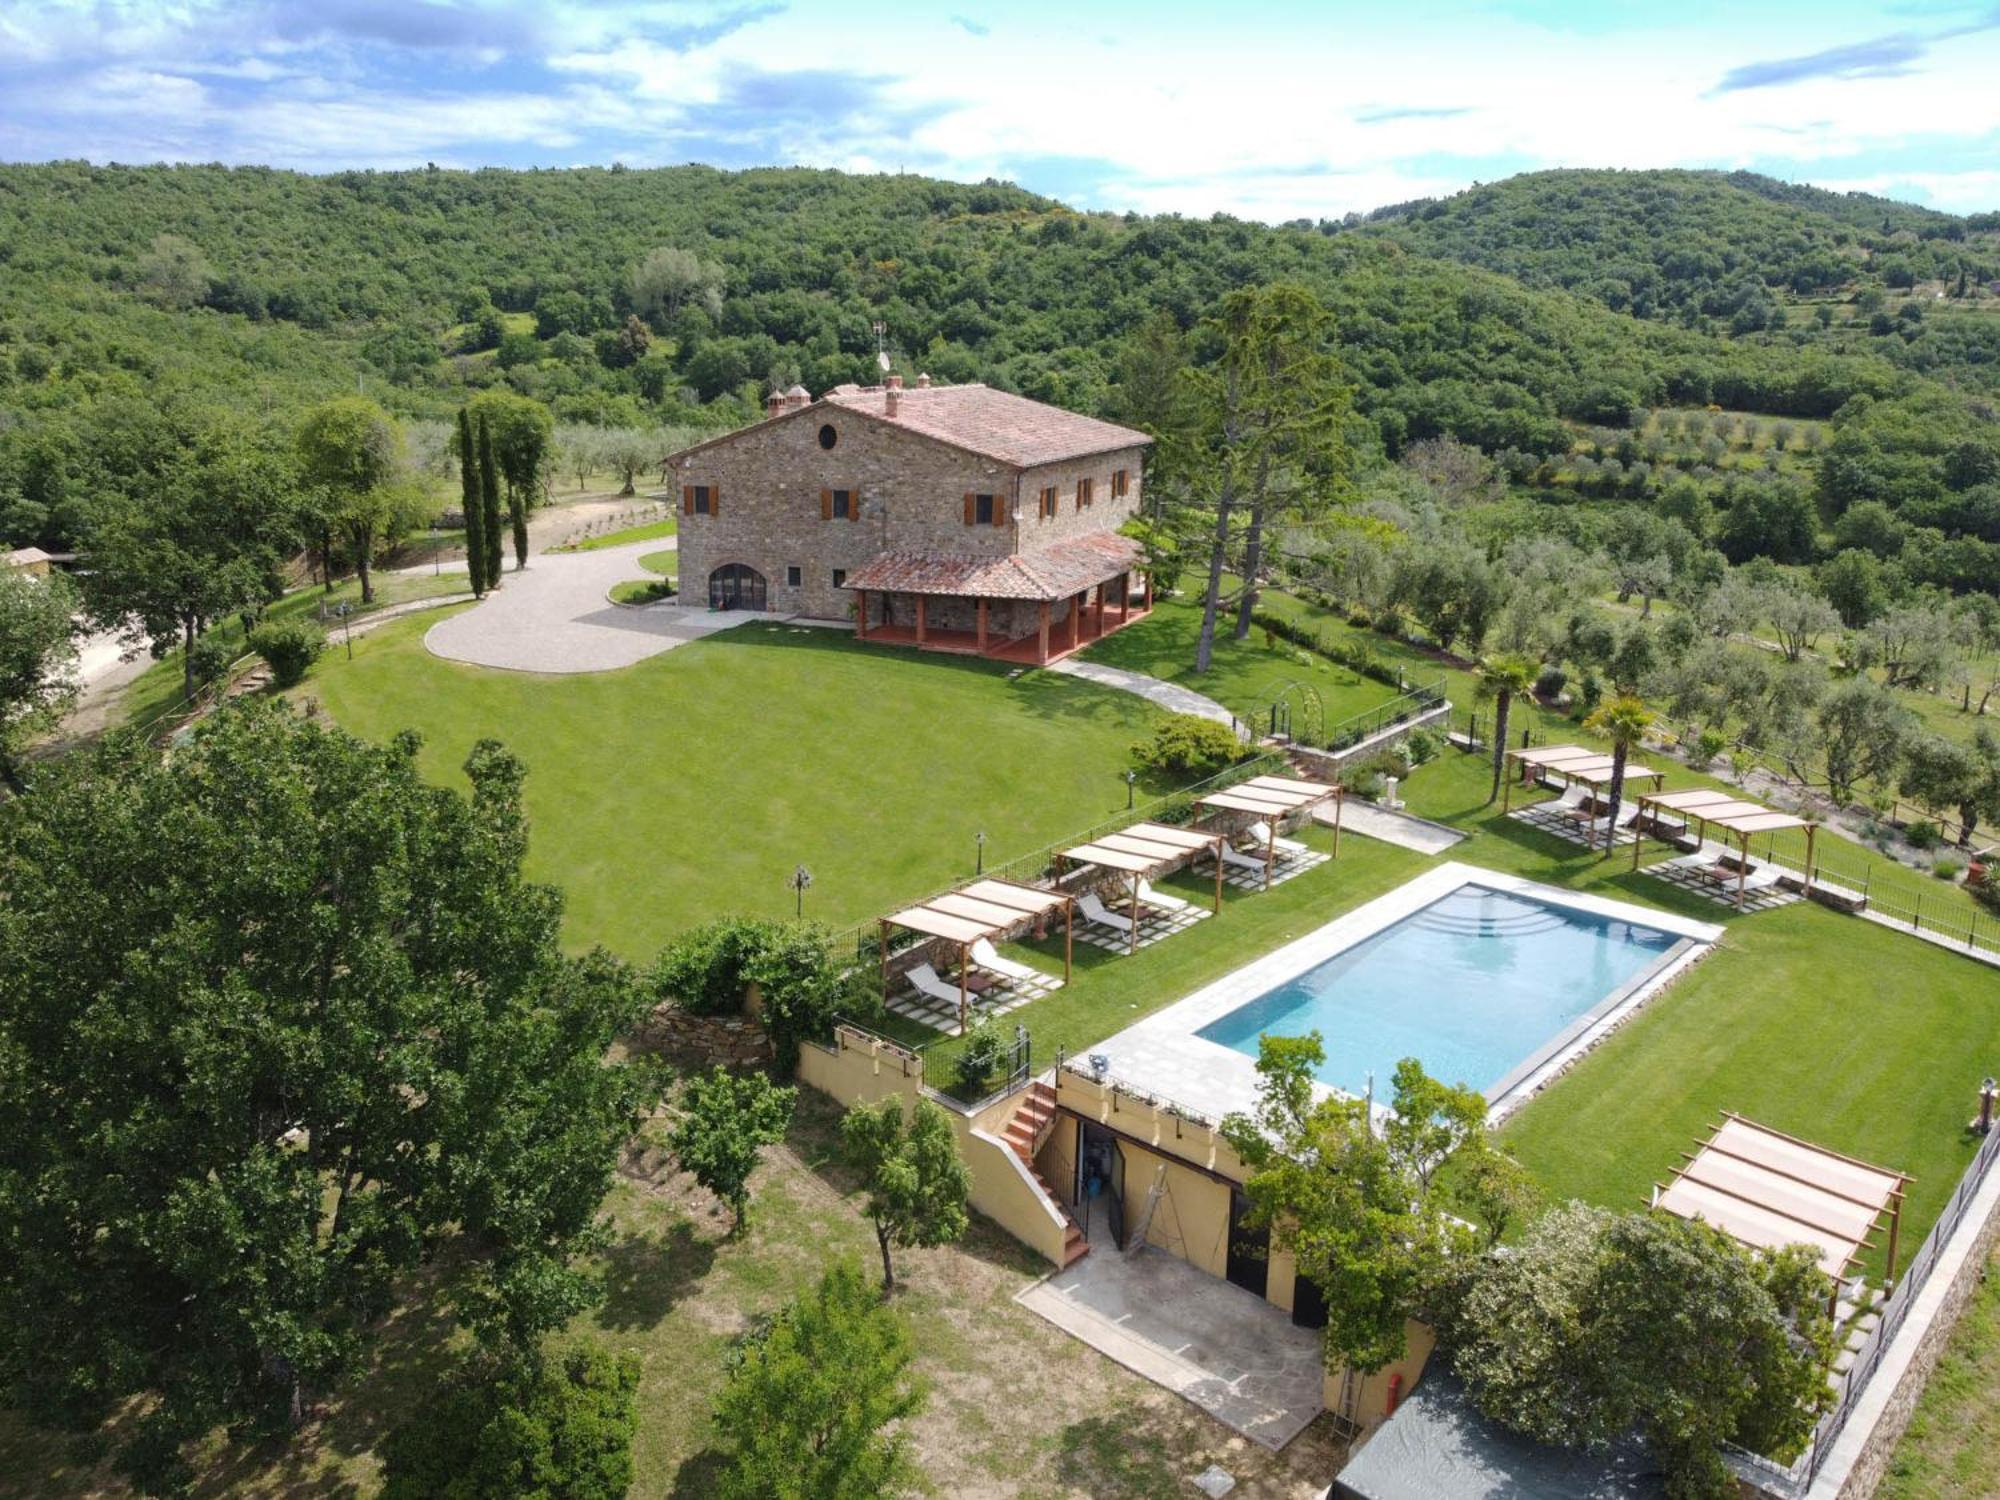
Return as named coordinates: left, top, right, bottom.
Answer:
left=1016, top=1243, right=1324, bottom=1449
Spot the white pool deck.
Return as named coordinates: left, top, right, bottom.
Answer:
left=1085, top=862, right=1724, bottom=1127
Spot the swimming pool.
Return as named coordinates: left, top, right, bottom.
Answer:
left=1197, top=882, right=1686, bottom=1098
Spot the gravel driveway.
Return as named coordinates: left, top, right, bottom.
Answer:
left=423, top=539, right=762, bottom=674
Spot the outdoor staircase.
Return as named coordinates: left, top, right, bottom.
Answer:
left=1001, top=1081, right=1089, bottom=1267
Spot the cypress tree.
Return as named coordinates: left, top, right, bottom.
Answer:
left=458, top=408, right=486, bottom=596
left=478, top=419, right=505, bottom=588
left=508, top=472, right=530, bottom=573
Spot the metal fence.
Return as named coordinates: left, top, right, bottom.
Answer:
left=1319, top=678, right=1451, bottom=754
left=1726, top=1118, right=2000, bottom=1495
left=1751, top=836, right=2000, bottom=961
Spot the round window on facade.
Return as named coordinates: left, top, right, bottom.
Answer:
left=818, top=423, right=838, bottom=450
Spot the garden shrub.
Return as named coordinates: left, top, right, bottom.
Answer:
left=1905, top=819, right=1942, bottom=851
left=648, top=916, right=771, bottom=1015
left=1693, top=727, right=1730, bottom=767
left=1404, top=727, right=1444, bottom=766
left=1132, top=713, right=1247, bottom=776
left=649, top=918, right=873, bottom=1070
left=185, top=632, right=235, bottom=693
left=247, top=617, right=327, bottom=688
left=1933, top=856, right=1964, bottom=881
left=1533, top=663, right=1567, bottom=700
left=381, top=1344, right=641, bottom=1500
left=953, top=1019, right=1004, bottom=1096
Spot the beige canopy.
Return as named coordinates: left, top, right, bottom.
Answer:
left=1194, top=774, right=1344, bottom=889
left=1056, top=820, right=1227, bottom=952
left=1654, top=1113, right=1908, bottom=1293
left=880, top=877, right=1074, bottom=1033
left=1632, top=786, right=1817, bottom=907
left=1501, top=743, right=1664, bottom=803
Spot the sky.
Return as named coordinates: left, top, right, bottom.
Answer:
left=1, top=0, right=1997, bottom=219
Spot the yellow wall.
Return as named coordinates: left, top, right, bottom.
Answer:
left=1326, top=1320, right=1437, bottom=1429
left=797, top=1026, right=1070, bottom=1267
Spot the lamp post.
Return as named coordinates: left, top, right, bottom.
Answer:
left=1979, top=1077, right=1997, bottom=1136
left=430, top=521, right=440, bottom=576
left=1124, top=769, right=1137, bottom=810
left=334, top=601, right=354, bottom=660
left=789, top=863, right=813, bottom=919
left=975, top=831, right=986, bottom=875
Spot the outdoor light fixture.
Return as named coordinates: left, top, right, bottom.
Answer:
left=975, top=830, right=986, bottom=874
left=1124, top=768, right=1138, bottom=809
left=1089, top=1053, right=1110, bottom=1080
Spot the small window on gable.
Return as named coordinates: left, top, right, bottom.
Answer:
left=965, top=492, right=998, bottom=526
left=1112, top=468, right=1130, bottom=498
left=786, top=565, right=802, bottom=588
left=818, top=424, right=838, bottom=450
left=1039, top=485, right=1057, bottom=519
left=1076, top=477, right=1094, bottom=509
left=832, top=568, right=848, bottom=588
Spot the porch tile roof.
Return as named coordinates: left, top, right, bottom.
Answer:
left=842, top=531, right=1143, bottom=602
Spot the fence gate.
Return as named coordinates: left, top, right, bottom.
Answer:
left=1005, top=1025, right=1032, bottom=1094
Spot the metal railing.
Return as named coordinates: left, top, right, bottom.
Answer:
left=1318, top=678, right=1450, bottom=754
left=1053, top=1049, right=1222, bottom=1133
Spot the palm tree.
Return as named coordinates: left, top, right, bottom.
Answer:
left=1475, top=653, right=1539, bottom=805
left=1582, top=695, right=1657, bottom=856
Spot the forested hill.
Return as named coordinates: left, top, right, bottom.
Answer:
left=1358, top=168, right=2000, bottom=329
left=0, top=161, right=1916, bottom=450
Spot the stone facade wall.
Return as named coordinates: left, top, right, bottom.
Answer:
left=630, top=1004, right=773, bottom=1070
left=1016, top=450, right=1145, bottom=547
left=672, top=399, right=1147, bottom=621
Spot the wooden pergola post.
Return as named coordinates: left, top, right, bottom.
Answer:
left=915, top=595, right=928, bottom=646
left=1127, top=873, right=1140, bottom=954
left=1263, top=822, right=1275, bottom=890
left=1143, top=572, right=1153, bottom=610
left=1632, top=790, right=1649, bottom=871
left=878, top=918, right=890, bottom=996
left=1063, top=897, right=1073, bottom=983
left=957, top=938, right=969, bottom=1035
left=1037, top=601, right=1051, bottom=664
left=1736, top=830, right=1752, bottom=908
left=976, top=597, right=989, bottom=653
left=1885, top=1183, right=1905, bottom=1285
left=1211, top=835, right=1224, bottom=912
left=1331, top=786, right=1344, bottom=859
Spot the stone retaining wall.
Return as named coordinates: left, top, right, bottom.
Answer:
left=630, top=1005, right=773, bottom=1070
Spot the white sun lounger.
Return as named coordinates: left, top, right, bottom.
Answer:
left=1245, top=820, right=1309, bottom=857
left=1732, top=863, right=1786, bottom=897
left=906, top=961, right=968, bottom=1007
left=1135, top=877, right=1190, bottom=913
left=970, top=936, right=1042, bottom=984
left=1078, top=890, right=1137, bottom=934
left=1543, top=781, right=1589, bottom=816
left=1583, top=800, right=1641, bottom=840
left=1662, top=839, right=1734, bottom=874
left=1218, top=840, right=1270, bottom=874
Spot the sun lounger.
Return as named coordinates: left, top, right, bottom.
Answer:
left=970, top=936, right=1043, bottom=984
left=1541, top=782, right=1588, bottom=816
left=1217, top=840, right=1270, bottom=874
left=1135, top=878, right=1190, bottom=914
left=1077, top=890, right=1137, bottom=934
left=1582, top=800, right=1641, bottom=840
left=1733, top=863, right=1786, bottom=897
left=1245, top=820, right=1309, bottom=857
left=906, top=961, right=968, bottom=1007
left=1662, top=839, right=1733, bottom=874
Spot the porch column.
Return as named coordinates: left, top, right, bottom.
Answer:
left=976, top=597, right=989, bottom=654
left=1119, top=572, right=1131, bottom=623
left=855, top=589, right=869, bottom=640
left=915, top=594, right=928, bottom=646
left=1094, top=582, right=1106, bottom=635
left=1037, top=601, right=1051, bottom=664
left=1067, top=592, right=1081, bottom=651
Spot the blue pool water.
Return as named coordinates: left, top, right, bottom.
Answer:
left=1197, top=884, right=1681, bottom=1097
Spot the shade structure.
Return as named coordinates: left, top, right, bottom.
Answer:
left=1654, top=1113, right=1908, bottom=1292
left=1500, top=743, right=1663, bottom=850
left=879, top=877, right=1074, bottom=1033
left=1056, top=819, right=1229, bottom=951
left=1632, top=786, right=1816, bottom=908
left=1194, top=774, right=1344, bottom=887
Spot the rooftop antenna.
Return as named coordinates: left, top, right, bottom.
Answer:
left=872, top=320, right=890, bottom=375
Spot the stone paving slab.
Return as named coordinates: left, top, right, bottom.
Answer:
left=423, top=539, right=756, bottom=673
left=1323, top=800, right=1464, bottom=855
left=1017, top=1247, right=1323, bottom=1449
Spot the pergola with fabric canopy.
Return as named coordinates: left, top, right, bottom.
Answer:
left=1054, top=820, right=1229, bottom=953
left=1653, top=1113, right=1909, bottom=1305
left=1194, top=775, right=1343, bottom=888
left=1499, top=744, right=1664, bottom=849
left=879, top=878, right=1074, bottom=1034
left=1630, top=787, right=1817, bottom=908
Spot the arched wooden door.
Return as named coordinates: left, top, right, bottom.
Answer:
left=708, top=563, right=767, bottom=611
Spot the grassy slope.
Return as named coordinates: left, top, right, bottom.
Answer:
left=1878, top=1247, right=2000, bottom=1500
left=301, top=613, right=1169, bottom=957
left=556, top=517, right=680, bottom=552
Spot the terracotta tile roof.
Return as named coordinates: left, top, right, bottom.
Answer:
left=842, top=532, right=1144, bottom=602
left=822, top=383, right=1151, bottom=468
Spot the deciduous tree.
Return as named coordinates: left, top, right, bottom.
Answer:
left=0, top=566, right=79, bottom=790
left=712, top=1259, right=925, bottom=1500
left=841, top=1097, right=970, bottom=1293
left=296, top=396, right=425, bottom=606
left=0, top=703, right=659, bottom=1492
left=1813, top=677, right=1913, bottom=804
left=669, top=1068, right=796, bottom=1235
left=1900, top=729, right=2000, bottom=847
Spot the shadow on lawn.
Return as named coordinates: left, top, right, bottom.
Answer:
left=664, top=1448, right=731, bottom=1498
left=596, top=1221, right=718, bottom=1333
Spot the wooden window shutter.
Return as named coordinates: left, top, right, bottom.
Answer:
left=710, top=485, right=719, bottom=518
left=821, top=488, right=832, bottom=521
left=992, top=496, right=1007, bottom=529
left=682, top=485, right=692, bottom=515
left=963, top=492, right=975, bottom=526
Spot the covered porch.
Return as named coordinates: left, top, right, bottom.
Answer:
left=845, top=534, right=1153, bottom=666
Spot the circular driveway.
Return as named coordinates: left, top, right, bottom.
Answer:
left=424, top=539, right=762, bottom=674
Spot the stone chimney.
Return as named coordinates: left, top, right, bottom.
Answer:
left=784, top=383, right=810, bottom=412
left=883, top=373, right=902, bottom=419
left=766, top=391, right=785, bottom=418
left=915, top=372, right=932, bottom=388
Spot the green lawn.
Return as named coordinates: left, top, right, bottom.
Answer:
left=1878, top=1247, right=2000, bottom=1500
left=638, top=548, right=675, bottom=577
left=609, top=578, right=674, bottom=606
left=300, top=614, right=1173, bottom=958
left=557, top=516, right=679, bottom=551
left=1082, top=593, right=1407, bottom=730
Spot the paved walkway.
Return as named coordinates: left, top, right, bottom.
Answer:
left=1047, top=658, right=1235, bottom=726
left=1017, top=1247, right=1323, bottom=1449
left=1322, top=799, right=1465, bottom=855
left=424, top=539, right=754, bottom=674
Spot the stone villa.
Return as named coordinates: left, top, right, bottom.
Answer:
left=667, top=377, right=1155, bottom=664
